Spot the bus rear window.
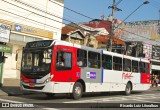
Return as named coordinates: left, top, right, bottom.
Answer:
left=139, top=62, right=150, bottom=74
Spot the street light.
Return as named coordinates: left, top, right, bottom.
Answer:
left=158, top=10, right=160, bottom=35
left=123, top=1, right=149, bottom=23
left=113, top=1, right=150, bottom=34
left=109, top=1, right=149, bottom=52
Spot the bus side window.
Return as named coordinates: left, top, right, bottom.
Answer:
left=77, top=49, right=87, bottom=67
left=56, top=51, right=72, bottom=70
left=88, top=51, right=100, bottom=68
left=145, top=63, right=149, bottom=74
left=132, top=60, right=138, bottom=73
left=113, top=56, right=122, bottom=71
left=139, top=62, right=145, bottom=73
left=102, top=54, right=112, bottom=70
left=123, top=58, right=131, bottom=72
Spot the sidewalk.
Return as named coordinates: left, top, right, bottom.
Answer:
left=0, top=78, right=33, bottom=96
left=149, top=85, right=160, bottom=91
left=0, top=78, right=160, bottom=96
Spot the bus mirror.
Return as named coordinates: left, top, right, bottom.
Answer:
left=0, top=56, right=7, bottom=63
left=49, top=53, right=52, bottom=58
left=0, top=57, right=3, bottom=63
left=48, top=49, right=52, bottom=53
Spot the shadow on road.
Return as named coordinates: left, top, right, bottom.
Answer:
left=1, top=86, right=145, bottom=100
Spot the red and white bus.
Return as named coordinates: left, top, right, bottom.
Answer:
left=20, top=40, right=150, bottom=99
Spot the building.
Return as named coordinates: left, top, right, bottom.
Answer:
left=118, top=20, right=160, bottom=78
left=80, top=19, right=125, bottom=52
left=62, top=26, right=85, bottom=45
left=83, top=19, right=112, bottom=33
left=118, top=20, right=160, bottom=45
left=96, top=35, right=125, bottom=53
left=0, top=0, right=64, bottom=39
left=61, top=26, right=98, bottom=48
left=0, top=0, right=64, bottom=79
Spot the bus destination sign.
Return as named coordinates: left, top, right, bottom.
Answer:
left=26, top=40, right=53, bottom=48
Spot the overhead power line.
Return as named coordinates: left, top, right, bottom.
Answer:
left=2, top=0, right=73, bottom=24
left=0, top=8, right=61, bottom=30
left=2, top=0, right=159, bottom=44
left=49, top=0, right=94, bottom=20
left=49, top=0, right=159, bottom=44
left=115, top=0, right=123, bottom=6
left=1, top=0, right=97, bottom=32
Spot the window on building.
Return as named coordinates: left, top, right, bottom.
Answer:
left=77, top=49, right=87, bottom=67
left=100, top=46, right=106, bottom=49
left=132, top=60, right=139, bottom=73
left=102, top=54, right=112, bottom=70
left=88, top=44, right=94, bottom=47
left=151, top=61, right=160, bottom=66
left=113, top=56, right=122, bottom=71
left=123, top=58, right=131, bottom=72
left=56, top=51, right=72, bottom=70
left=88, top=51, right=100, bottom=68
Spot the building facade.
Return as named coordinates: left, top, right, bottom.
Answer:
left=0, top=0, right=64, bottom=79
left=117, top=20, right=160, bottom=79
left=61, top=26, right=98, bottom=48
left=117, top=20, right=160, bottom=45
left=0, top=0, right=64, bottom=39
left=1, top=20, right=53, bottom=79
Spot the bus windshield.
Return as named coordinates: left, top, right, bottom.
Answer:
left=21, top=49, right=52, bottom=72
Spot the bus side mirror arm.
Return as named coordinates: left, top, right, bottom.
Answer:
left=0, top=56, right=7, bottom=63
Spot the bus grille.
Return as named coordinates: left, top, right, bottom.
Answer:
left=22, top=84, right=44, bottom=90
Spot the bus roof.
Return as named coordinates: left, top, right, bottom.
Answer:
left=25, top=40, right=150, bottom=63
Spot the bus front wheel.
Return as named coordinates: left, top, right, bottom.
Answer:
left=71, top=82, right=83, bottom=100
left=124, top=83, right=132, bottom=95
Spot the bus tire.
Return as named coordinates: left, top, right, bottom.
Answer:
left=72, top=82, right=83, bottom=100
left=45, top=93, right=55, bottom=97
left=124, top=83, right=132, bottom=95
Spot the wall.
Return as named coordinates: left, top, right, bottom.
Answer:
left=117, top=20, right=160, bottom=45
left=3, top=45, right=19, bottom=78
left=84, top=35, right=98, bottom=48
left=0, top=0, right=64, bottom=40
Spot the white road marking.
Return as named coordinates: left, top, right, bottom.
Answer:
left=64, top=93, right=160, bottom=103
left=132, top=99, right=160, bottom=103
left=0, top=98, right=23, bottom=103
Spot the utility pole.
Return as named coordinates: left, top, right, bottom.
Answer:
left=158, top=10, right=160, bottom=36
left=110, top=0, right=116, bottom=51
left=108, top=0, right=122, bottom=51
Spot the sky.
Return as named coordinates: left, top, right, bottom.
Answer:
left=63, top=0, right=160, bottom=24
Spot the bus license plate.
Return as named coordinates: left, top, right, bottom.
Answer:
left=29, top=83, right=35, bottom=87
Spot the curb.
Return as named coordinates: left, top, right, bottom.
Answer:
left=0, top=89, right=8, bottom=96
left=0, top=89, right=35, bottom=96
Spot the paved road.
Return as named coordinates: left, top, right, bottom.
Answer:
left=0, top=90, right=160, bottom=109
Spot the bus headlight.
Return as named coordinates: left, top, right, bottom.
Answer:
left=45, top=75, right=54, bottom=83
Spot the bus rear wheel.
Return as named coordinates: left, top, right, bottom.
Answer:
left=71, top=82, right=83, bottom=100
left=124, top=83, right=132, bottom=95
